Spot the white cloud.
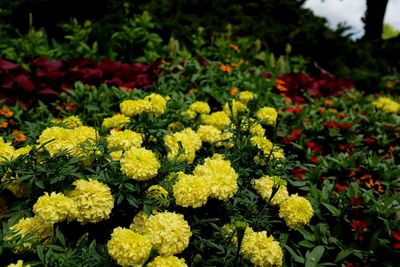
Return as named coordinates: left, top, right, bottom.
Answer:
left=303, top=0, right=400, bottom=38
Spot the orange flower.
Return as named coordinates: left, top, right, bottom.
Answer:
left=275, top=79, right=287, bottom=92
left=0, top=121, right=8, bottom=128
left=386, top=82, right=394, bottom=89
left=12, top=130, right=27, bottom=143
left=365, top=178, right=384, bottom=193
left=220, top=64, right=233, bottom=73
left=231, top=62, right=239, bottom=68
left=121, top=86, right=133, bottom=92
left=0, top=109, right=14, bottom=117
left=65, top=103, right=77, bottom=111
left=318, top=106, right=326, bottom=113
left=229, top=87, right=239, bottom=96
left=188, top=88, right=198, bottom=94
left=229, top=44, right=239, bottom=51
left=324, top=99, right=334, bottom=106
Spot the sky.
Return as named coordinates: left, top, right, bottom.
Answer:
left=303, top=0, right=400, bottom=39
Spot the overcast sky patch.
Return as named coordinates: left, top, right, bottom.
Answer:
left=303, top=0, right=400, bottom=39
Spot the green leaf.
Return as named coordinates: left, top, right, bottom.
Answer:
left=283, top=244, right=305, bottom=264
left=335, top=248, right=353, bottom=263
left=321, top=202, right=341, bottom=217
left=305, top=245, right=325, bottom=267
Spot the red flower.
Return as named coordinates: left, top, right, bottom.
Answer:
left=337, top=113, right=347, bottom=119
left=291, top=168, right=306, bottom=180
left=310, top=156, right=319, bottom=164
left=307, top=141, right=323, bottom=154
left=363, top=137, right=376, bottom=144
left=283, top=129, right=303, bottom=144
left=286, top=106, right=303, bottom=113
left=392, top=230, right=400, bottom=249
left=323, top=120, right=339, bottom=129
left=336, top=183, right=348, bottom=192
left=339, top=123, right=352, bottom=131
left=351, top=220, right=368, bottom=241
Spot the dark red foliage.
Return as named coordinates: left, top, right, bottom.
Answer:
left=0, top=57, right=161, bottom=109
left=274, top=72, right=353, bottom=103
left=392, top=230, right=400, bottom=249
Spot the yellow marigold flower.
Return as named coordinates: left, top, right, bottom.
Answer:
left=37, top=127, right=73, bottom=157
left=0, top=138, right=31, bottom=163
left=173, top=172, right=211, bottom=208
left=147, top=185, right=170, bottom=206
left=67, top=179, right=114, bottom=224
left=197, top=125, right=233, bottom=146
left=256, top=106, right=278, bottom=126
left=120, top=99, right=152, bottom=116
left=1, top=173, right=29, bottom=198
left=147, top=256, right=188, bottom=267
left=240, top=227, right=283, bottom=267
left=223, top=100, right=248, bottom=117
left=250, top=136, right=273, bottom=155
left=109, top=150, right=123, bottom=161
left=13, top=146, right=31, bottom=158
left=279, top=194, right=314, bottom=229
left=33, top=192, right=78, bottom=224
left=144, top=93, right=168, bottom=116
left=6, top=260, right=30, bottom=267
left=187, top=101, right=211, bottom=119
left=272, top=148, right=285, bottom=159
left=120, top=147, right=160, bottom=180
left=239, top=91, right=257, bottom=103
left=61, top=115, right=83, bottom=129
left=251, top=176, right=288, bottom=206
left=70, top=126, right=99, bottom=156
left=142, top=211, right=192, bottom=256
left=102, top=114, right=130, bottom=129
left=130, top=211, right=150, bottom=234
left=107, top=227, right=152, bottom=267
left=372, top=96, right=400, bottom=113
left=201, top=111, right=231, bottom=130
left=193, top=154, right=238, bottom=201
left=107, top=129, right=143, bottom=151
left=9, top=217, right=53, bottom=249
left=0, top=137, right=15, bottom=163
left=164, top=128, right=202, bottom=164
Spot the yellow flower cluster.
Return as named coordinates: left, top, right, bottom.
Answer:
left=67, top=179, right=114, bottom=224
left=120, top=147, right=160, bottom=180
left=239, top=91, right=257, bottom=103
left=1, top=173, right=29, bottom=198
left=102, top=114, right=130, bottom=129
left=240, top=227, right=283, bottom=267
left=197, top=125, right=233, bottom=147
left=252, top=176, right=289, bottom=206
left=60, top=115, right=83, bottom=129
left=107, top=227, right=152, bottom=267
left=372, top=96, right=400, bottom=113
left=186, top=101, right=211, bottom=118
left=37, top=126, right=98, bottom=157
left=223, top=100, right=248, bottom=117
left=173, top=172, right=211, bottom=208
left=107, top=129, right=143, bottom=151
left=33, top=192, right=77, bottom=224
left=256, top=106, right=278, bottom=126
left=279, top=194, right=314, bottom=229
left=8, top=216, right=53, bottom=250
left=136, top=211, right=192, bottom=256
left=120, top=93, right=168, bottom=117
left=173, top=154, right=238, bottom=207
left=164, top=128, right=202, bottom=163
left=250, top=136, right=285, bottom=163
left=0, top=138, right=31, bottom=163
left=201, top=111, right=231, bottom=129
left=193, top=154, right=238, bottom=200
left=6, top=260, right=30, bottom=267
left=146, top=185, right=170, bottom=207
left=147, top=256, right=188, bottom=267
